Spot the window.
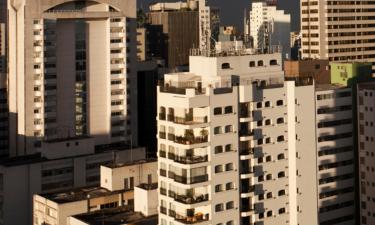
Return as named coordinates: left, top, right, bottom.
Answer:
left=278, top=154, right=285, bottom=160
left=277, top=100, right=283, bottom=106
left=222, top=63, right=231, bottom=69
left=270, top=59, right=277, bottom=65
left=226, top=221, right=234, bottom=225
left=267, top=192, right=273, bottom=199
left=277, top=136, right=285, bottom=142
left=225, top=125, right=233, bottom=133
left=215, top=165, right=223, bottom=173
left=215, top=146, right=223, bottom=154
left=215, top=184, right=223, bottom=192
left=226, top=182, right=234, bottom=190
left=226, top=201, right=234, bottom=209
left=279, top=208, right=286, bottom=214
left=258, top=194, right=264, bottom=200
left=266, top=174, right=273, bottom=180
left=225, top=144, right=232, bottom=152
left=214, top=127, right=222, bottom=135
left=225, top=163, right=234, bottom=171
left=224, top=106, right=233, bottom=114
left=277, top=117, right=284, bottom=124
left=278, top=190, right=285, bottom=196
left=215, top=203, right=224, bottom=212
left=278, top=171, right=285, bottom=178
left=214, top=107, right=222, bottom=115
left=266, top=156, right=272, bottom=162
left=265, top=119, right=271, bottom=126
left=258, top=175, right=264, bottom=182
left=249, top=61, right=255, bottom=67
left=265, top=101, right=271, bottom=107
left=258, top=60, right=264, bottom=66
left=256, top=102, right=262, bottom=108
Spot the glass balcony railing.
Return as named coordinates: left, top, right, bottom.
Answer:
left=168, top=173, right=209, bottom=185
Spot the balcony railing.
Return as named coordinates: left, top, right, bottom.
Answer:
left=160, top=169, right=167, bottom=177
left=168, top=154, right=209, bottom=165
left=159, top=84, right=205, bottom=95
left=240, top=148, right=254, bottom=156
left=160, top=150, right=166, bottom=158
left=175, top=213, right=210, bottom=224
left=160, top=187, right=167, bottom=195
left=173, top=116, right=208, bottom=125
left=241, top=185, right=255, bottom=194
left=159, top=132, right=166, bottom=139
left=169, top=192, right=209, bottom=204
left=160, top=206, right=167, bottom=215
left=169, top=174, right=209, bottom=185
left=174, top=136, right=208, bottom=145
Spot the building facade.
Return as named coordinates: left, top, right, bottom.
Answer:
left=358, top=82, right=375, bottom=225
left=7, top=0, right=138, bottom=156
left=300, top=0, right=375, bottom=72
left=315, top=85, right=356, bottom=225
left=249, top=1, right=291, bottom=60
left=157, top=49, right=319, bottom=225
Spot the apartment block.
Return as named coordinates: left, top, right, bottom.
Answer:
left=7, top=0, right=138, bottom=156
left=315, top=85, right=356, bottom=225
left=0, top=143, right=146, bottom=225
left=147, top=3, right=199, bottom=69
left=157, top=48, right=318, bottom=225
left=33, top=159, right=157, bottom=225
left=358, top=82, right=375, bottom=225
left=249, top=1, right=291, bottom=60
left=198, top=0, right=220, bottom=51
left=300, top=0, right=375, bottom=72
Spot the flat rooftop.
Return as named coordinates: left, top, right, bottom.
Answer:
left=104, top=158, right=157, bottom=169
left=72, top=207, right=158, bottom=225
left=41, top=186, right=126, bottom=204
left=315, top=83, right=348, bottom=91
left=358, top=82, right=375, bottom=90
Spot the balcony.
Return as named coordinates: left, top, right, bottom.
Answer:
left=159, top=150, right=166, bottom=158
left=169, top=115, right=208, bottom=125
left=159, top=132, right=166, bottom=139
left=240, top=148, right=254, bottom=156
left=169, top=173, right=209, bottom=185
left=160, top=187, right=167, bottom=195
left=168, top=153, right=209, bottom=165
left=160, top=206, right=167, bottom=215
left=159, top=84, right=205, bottom=95
left=169, top=191, right=209, bottom=205
left=174, top=136, right=208, bottom=145
left=160, top=169, right=167, bottom=177
left=239, top=130, right=253, bottom=137
left=175, top=213, right=210, bottom=224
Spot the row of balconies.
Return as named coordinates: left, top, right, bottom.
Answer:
left=159, top=132, right=208, bottom=145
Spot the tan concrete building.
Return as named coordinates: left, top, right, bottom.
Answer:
left=358, top=82, right=375, bottom=225
left=33, top=159, right=157, bottom=225
left=284, top=59, right=330, bottom=84
left=7, top=0, right=138, bottom=157
left=136, top=28, right=148, bottom=62
left=300, top=0, right=375, bottom=71
left=157, top=47, right=319, bottom=225
left=315, top=85, right=356, bottom=225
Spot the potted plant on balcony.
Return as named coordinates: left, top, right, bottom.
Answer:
left=200, top=128, right=208, bottom=141
left=184, top=129, right=195, bottom=144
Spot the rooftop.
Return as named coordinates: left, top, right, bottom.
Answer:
left=104, top=158, right=157, bottom=169
left=41, top=186, right=126, bottom=204
left=315, top=83, right=348, bottom=91
left=72, top=207, right=158, bottom=225
left=189, top=45, right=282, bottom=58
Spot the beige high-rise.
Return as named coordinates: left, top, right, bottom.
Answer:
left=301, top=0, right=375, bottom=71
left=7, top=0, right=138, bottom=156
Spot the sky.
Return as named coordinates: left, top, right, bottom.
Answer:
left=137, top=0, right=300, bottom=31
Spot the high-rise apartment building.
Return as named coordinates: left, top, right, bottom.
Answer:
left=300, top=0, right=375, bottom=71
left=249, top=1, right=291, bottom=60
left=198, top=0, right=220, bottom=51
left=358, top=82, right=375, bottom=225
left=315, top=85, right=356, bottom=225
left=7, top=0, right=138, bottom=156
left=157, top=48, right=319, bottom=225
left=147, top=2, right=199, bottom=69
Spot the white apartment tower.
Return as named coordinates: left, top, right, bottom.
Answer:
left=315, top=85, right=356, bottom=225
left=157, top=48, right=319, bottom=225
left=358, top=82, right=375, bottom=225
left=7, top=0, right=138, bottom=156
left=249, top=1, right=291, bottom=60
left=300, top=0, right=375, bottom=71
